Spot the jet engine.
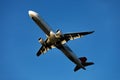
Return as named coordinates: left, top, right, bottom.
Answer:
left=56, top=29, right=63, bottom=38
left=38, top=38, right=46, bottom=46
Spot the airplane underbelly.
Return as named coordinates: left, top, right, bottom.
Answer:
left=57, top=44, right=82, bottom=65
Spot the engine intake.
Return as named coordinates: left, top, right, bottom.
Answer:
left=38, top=38, right=46, bottom=46
left=56, top=29, right=63, bottom=37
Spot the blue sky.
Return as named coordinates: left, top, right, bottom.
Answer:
left=0, top=0, right=120, bottom=80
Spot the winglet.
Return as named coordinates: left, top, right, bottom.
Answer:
left=89, top=31, right=95, bottom=34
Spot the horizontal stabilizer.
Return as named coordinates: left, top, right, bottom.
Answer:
left=74, top=62, right=94, bottom=72
left=74, top=57, right=94, bottom=72
left=82, top=62, right=94, bottom=67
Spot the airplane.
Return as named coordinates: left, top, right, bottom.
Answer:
left=28, top=10, right=94, bottom=72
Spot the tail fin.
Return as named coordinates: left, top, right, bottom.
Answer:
left=74, top=57, right=94, bottom=72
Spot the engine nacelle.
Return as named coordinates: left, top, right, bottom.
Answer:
left=38, top=38, right=46, bottom=46
left=56, top=29, right=63, bottom=38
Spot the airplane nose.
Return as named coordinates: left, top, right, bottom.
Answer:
left=28, top=10, right=38, bottom=17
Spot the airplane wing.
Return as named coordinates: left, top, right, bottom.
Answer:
left=36, top=44, right=56, bottom=56
left=64, top=31, right=94, bottom=41
left=36, top=46, right=49, bottom=56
